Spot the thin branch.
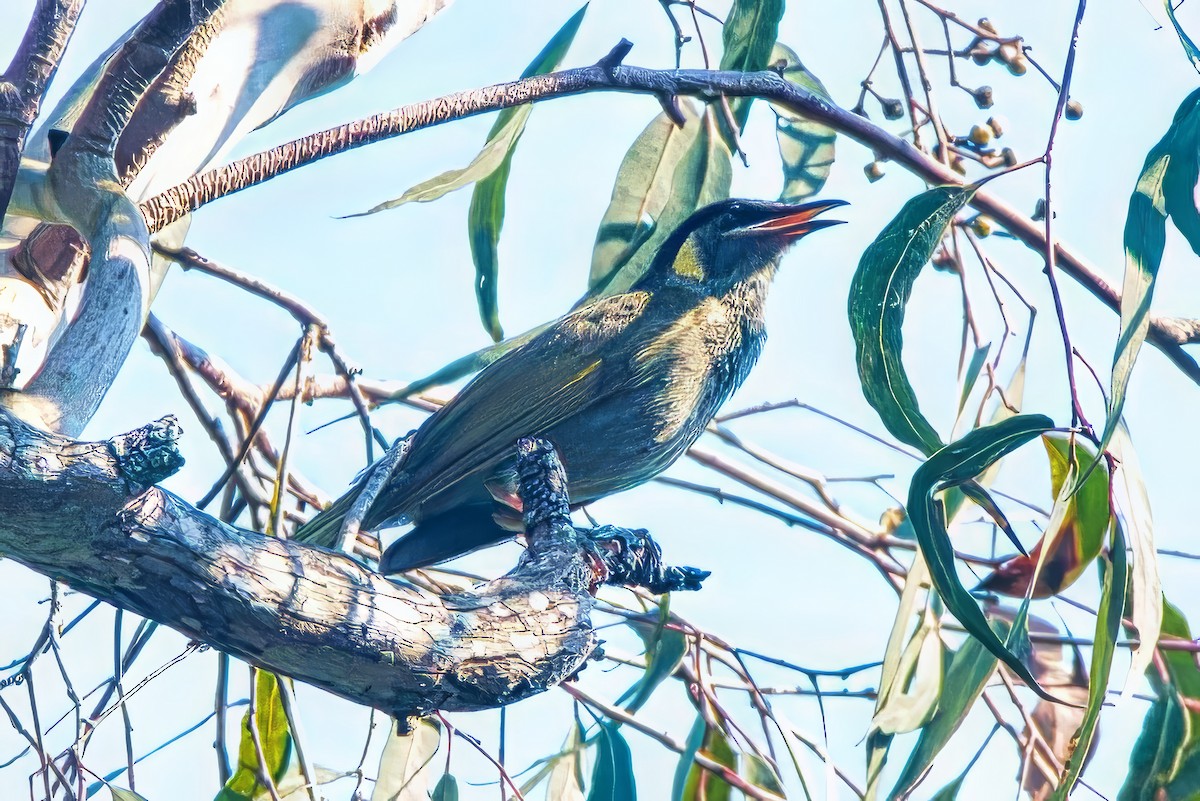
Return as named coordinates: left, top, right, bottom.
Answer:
left=128, top=50, right=1200, bottom=385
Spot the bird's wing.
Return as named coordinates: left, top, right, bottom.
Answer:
left=374, top=291, right=657, bottom=520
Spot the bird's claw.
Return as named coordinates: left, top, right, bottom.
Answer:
left=585, top=525, right=710, bottom=594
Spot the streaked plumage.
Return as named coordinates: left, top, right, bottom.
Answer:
left=295, top=198, right=846, bottom=570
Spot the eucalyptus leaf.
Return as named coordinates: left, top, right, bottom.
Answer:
left=907, top=414, right=1062, bottom=701
left=468, top=4, right=588, bottom=340
left=1100, top=89, right=1200, bottom=463
left=588, top=104, right=732, bottom=298
left=1051, top=519, right=1126, bottom=801
left=371, top=718, right=441, bottom=801
left=546, top=723, right=587, bottom=801
left=848, top=186, right=976, bottom=454
left=719, top=0, right=784, bottom=131
left=742, top=753, right=785, bottom=795
left=110, top=789, right=151, bottom=801
left=769, top=44, right=836, bottom=202
left=1110, top=423, right=1162, bottom=693
left=675, top=718, right=736, bottom=801
left=216, top=672, right=294, bottom=801
left=619, top=603, right=688, bottom=713
left=890, top=620, right=1010, bottom=798
left=1118, top=599, right=1200, bottom=800
left=346, top=107, right=532, bottom=218
left=431, top=773, right=459, bottom=801
left=1164, top=1, right=1200, bottom=72
left=587, top=721, right=636, bottom=801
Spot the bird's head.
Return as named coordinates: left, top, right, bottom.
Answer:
left=646, top=198, right=847, bottom=295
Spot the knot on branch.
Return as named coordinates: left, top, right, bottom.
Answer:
left=106, top=415, right=184, bottom=486
left=586, top=525, right=710, bottom=594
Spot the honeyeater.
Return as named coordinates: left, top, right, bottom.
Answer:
left=295, top=197, right=846, bottom=571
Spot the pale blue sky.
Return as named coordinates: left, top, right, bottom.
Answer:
left=2, top=1, right=1199, bottom=799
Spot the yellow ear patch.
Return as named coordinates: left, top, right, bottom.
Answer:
left=673, top=236, right=705, bottom=281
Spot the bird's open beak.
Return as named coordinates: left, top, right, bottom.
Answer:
left=736, top=199, right=849, bottom=239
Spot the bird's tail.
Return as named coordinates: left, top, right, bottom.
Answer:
left=378, top=505, right=511, bottom=572
left=293, top=489, right=359, bottom=550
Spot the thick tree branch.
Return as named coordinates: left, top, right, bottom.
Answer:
left=138, top=45, right=1200, bottom=386
left=0, top=411, right=702, bottom=714
left=0, top=0, right=85, bottom=220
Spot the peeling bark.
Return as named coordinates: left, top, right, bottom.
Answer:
left=0, top=411, right=702, bottom=714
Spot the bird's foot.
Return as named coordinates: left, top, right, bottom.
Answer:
left=585, top=525, right=710, bottom=594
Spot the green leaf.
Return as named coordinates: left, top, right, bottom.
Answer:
left=110, top=789, right=151, bottom=801
left=1051, top=519, right=1127, bottom=801
left=546, top=723, right=587, bottom=801
left=371, top=718, right=441, bottom=801
left=719, top=0, right=784, bottom=131
left=345, top=107, right=531, bottom=217
left=770, top=44, right=836, bottom=202
left=468, top=4, right=588, bottom=341
left=1162, top=89, right=1200, bottom=253
left=216, top=672, right=293, bottom=801
left=672, top=716, right=707, bottom=800
left=742, top=754, right=785, bottom=796
left=587, top=721, right=637, bottom=801
left=619, top=602, right=688, bottom=713
left=871, top=550, right=943, bottom=736
left=675, top=718, right=735, bottom=801
left=1110, top=423, right=1162, bottom=691
left=890, top=619, right=1011, bottom=798
left=347, top=6, right=586, bottom=224
left=929, top=772, right=967, bottom=801
left=955, top=343, right=990, bottom=423
left=848, top=186, right=976, bottom=455
left=1100, top=89, right=1200, bottom=462
left=431, top=773, right=459, bottom=801
left=1118, top=599, right=1200, bottom=800
left=1164, top=1, right=1200, bottom=72
left=587, top=103, right=732, bottom=298
left=907, top=414, right=1063, bottom=701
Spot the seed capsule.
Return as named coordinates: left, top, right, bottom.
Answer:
left=973, top=86, right=995, bottom=109
left=1065, top=99, right=1084, bottom=120
left=864, top=161, right=886, bottom=182
left=881, top=98, right=905, bottom=120
left=969, top=125, right=992, bottom=146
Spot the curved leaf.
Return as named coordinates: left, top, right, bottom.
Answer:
left=372, top=718, right=441, bottom=801
left=620, top=604, right=688, bottom=713
left=770, top=44, right=836, bottom=202
left=908, top=414, right=1063, bottom=701
left=674, top=716, right=735, bottom=801
left=546, top=723, right=587, bottom=801
left=345, top=107, right=532, bottom=218
left=1100, top=89, right=1200, bottom=462
left=890, top=619, right=1011, bottom=798
left=872, top=550, right=944, bottom=739
left=1118, top=598, right=1200, bottom=800
left=587, top=721, right=637, bottom=801
left=978, top=434, right=1111, bottom=598
left=587, top=104, right=732, bottom=298
left=1051, top=520, right=1127, bottom=801
left=216, top=672, right=293, bottom=801
left=849, top=186, right=976, bottom=454
left=1164, top=1, right=1200, bottom=73
left=468, top=5, right=588, bottom=340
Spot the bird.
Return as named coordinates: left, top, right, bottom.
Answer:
left=294, top=197, right=846, bottom=571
